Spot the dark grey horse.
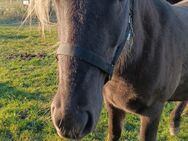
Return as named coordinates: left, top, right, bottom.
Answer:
left=168, top=0, right=188, bottom=136
left=51, top=0, right=188, bottom=140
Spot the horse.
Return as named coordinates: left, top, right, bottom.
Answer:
left=159, top=0, right=188, bottom=137
left=167, top=0, right=188, bottom=136
left=49, top=0, right=188, bottom=140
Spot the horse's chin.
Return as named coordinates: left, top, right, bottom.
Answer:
left=55, top=123, right=95, bottom=140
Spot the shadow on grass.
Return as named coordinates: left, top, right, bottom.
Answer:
left=0, top=18, right=22, bottom=26
left=0, top=34, right=28, bottom=40
left=0, top=82, right=46, bottom=101
left=0, top=82, right=50, bottom=140
left=0, top=129, right=13, bottom=141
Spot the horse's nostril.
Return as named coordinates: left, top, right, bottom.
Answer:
left=82, top=112, right=93, bottom=135
left=52, top=109, right=94, bottom=139
left=51, top=105, right=55, bottom=114
left=58, top=119, right=63, bottom=128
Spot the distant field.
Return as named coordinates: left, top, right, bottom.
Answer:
left=1, top=26, right=188, bottom=141
left=0, top=0, right=56, bottom=25
left=0, top=1, right=26, bottom=25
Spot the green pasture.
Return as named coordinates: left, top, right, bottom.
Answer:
left=0, top=26, right=188, bottom=141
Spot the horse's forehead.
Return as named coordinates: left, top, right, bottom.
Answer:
left=55, top=0, right=113, bottom=20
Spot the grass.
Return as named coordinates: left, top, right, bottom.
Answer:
left=0, top=26, right=188, bottom=141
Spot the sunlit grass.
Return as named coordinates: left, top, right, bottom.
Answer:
left=0, top=26, right=188, bottom=140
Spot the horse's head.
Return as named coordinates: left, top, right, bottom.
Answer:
left=51, top=0, right=131, bottom=139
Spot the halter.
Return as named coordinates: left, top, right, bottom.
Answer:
left=56, top=0, right=134, bottom=80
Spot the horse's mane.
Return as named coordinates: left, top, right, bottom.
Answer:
left=26, top=0, right=51, bottom=32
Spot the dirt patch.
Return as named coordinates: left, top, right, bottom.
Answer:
left=6, top=53, right=47, bottom=61
left=17, top=110, right=28, bottom=120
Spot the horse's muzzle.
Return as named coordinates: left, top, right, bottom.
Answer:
left=51, top=103, right=93, bottom=139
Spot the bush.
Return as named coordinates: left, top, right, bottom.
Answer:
left=0, top=1, right=27, bottom=24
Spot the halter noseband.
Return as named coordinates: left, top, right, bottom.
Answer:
left=57, top=44, right=114, bottom=74
left=56, top=0, right=134, bottom=80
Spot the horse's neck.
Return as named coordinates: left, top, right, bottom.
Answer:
left=125, top=0, right=169, bottom=61
left=114, top=0, right=173, bottom=78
